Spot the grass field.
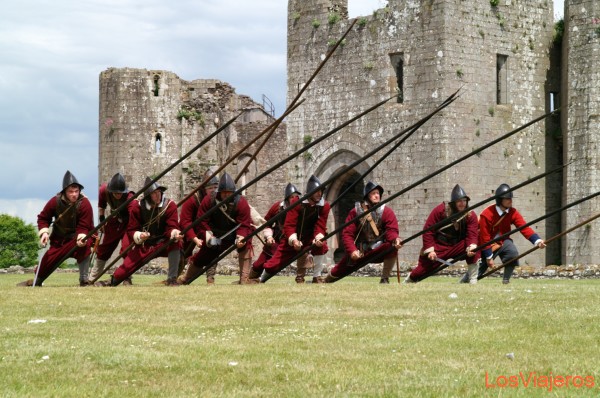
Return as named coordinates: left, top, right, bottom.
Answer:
left=1, top=273, right=598, bottom=397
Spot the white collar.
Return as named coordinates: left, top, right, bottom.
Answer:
left=495, top=205, right=510, bottom=216
left=302, top=197, right=325, bottom=206
left=145, top=196, right=165, bottom=210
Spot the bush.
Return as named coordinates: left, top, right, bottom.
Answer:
left=0, top=214, right=39, bottom=268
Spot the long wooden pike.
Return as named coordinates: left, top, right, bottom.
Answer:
left=189, top=91, right=461, bottom=284
left=479, top=211, right=600, bottom=280
left=262, top=107, right=559, bottom=282
left=142, top=94, right=402, bottom=285
left=327, top=162, right=571, bottom=281
left=35, top=112, right=243, bottom=286
left=235, top=19, right=358, bottom=182
left=418, top=189, right=600, bottom=281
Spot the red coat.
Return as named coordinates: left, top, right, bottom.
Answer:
left=283, top=199, right=330, bottom=244
left=37, top=193, right=94, bottom=241
left=342, top=204, right=399, bottom=254
left=422, top=203, right=479, bottom=253
left=196, top=194, right=253, bottom=241
left=127, top=197, right=180, bottom=246
left=180, top=192, right=204, bottom=242
left=98, top=183, right=135, bottom=221
left=479, top=204, right=540, bottom=258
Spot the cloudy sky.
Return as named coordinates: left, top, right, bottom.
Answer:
left=0, top=0, right=564, bottom=226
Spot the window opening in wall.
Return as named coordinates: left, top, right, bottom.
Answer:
left=550, top=92, right=559, bottom=111
left=496, top=54, right=508, bottom=104
left=389, top=53, right=404, bottom=103
left=155, top=133, right=162, bottom=154
left=153, top=75, right=160, bottom=97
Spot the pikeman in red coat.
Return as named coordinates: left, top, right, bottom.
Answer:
left=248, top=183, right=301, bottom=282
left=256, top=175, right=330, bottom=283
left=325, top=181, right=403, bottom=283
left=88, top=173, right=135, bottom=284
left=177, top=172, right=254, bottom=285
left=95, top=177, right=183, bottom=286
left=180, top=168, right=219, bottom=284
left=405, top=184, right=480, bottom=284
left=461, top=183, right=546, bottom=284
left=18, top=171, right=94, bottom=287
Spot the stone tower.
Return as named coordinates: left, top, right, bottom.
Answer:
left=563, top=0, right=600, bottom=264
left=98, top=68, right=288, bottom=218
left=287, top=0, right=558, bottom=264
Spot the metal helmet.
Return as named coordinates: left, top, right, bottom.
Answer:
left=363, top=181, right=384, bottom=200
left=202, top=168, right=219, bottom=187
left=450, top=184, right=470, bottom=202
left=62, top=170, right=84, bottom=191
left=284, top=183, right=301, bottom=200
left=495, top=183, right=513, bottom=206
left=217, top=172, right=236, bottom=193
left=143, top=176, right=166, bottom=200
left=107, top=172, right=128, bottom=193
left=306, top=175, right=324, bottom=194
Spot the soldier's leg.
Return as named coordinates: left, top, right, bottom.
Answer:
left=295, top=253, right=308, bottom=283
left=77, top=255, right=91, bottom=286
left=166, top=249, right=181, bottom=285
left=205, top=264, right=217, bottom=285
left=238, top=248, right=253, bottom=284
left=497, top=240, right=519, bottom=284
left=380, top=256, right=395, bottom=284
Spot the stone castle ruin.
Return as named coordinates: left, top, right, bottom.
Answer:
left=99, top=0, right=600, bottom=268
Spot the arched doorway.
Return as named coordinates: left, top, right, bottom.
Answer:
left=315, top=150, right=372, bottom=264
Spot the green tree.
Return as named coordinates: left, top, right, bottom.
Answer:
left=0, top=214, right=39, bottom=268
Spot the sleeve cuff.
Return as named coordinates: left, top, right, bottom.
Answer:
left=314, top=233, right=324, bottom=241
left=423, top=246, right=435, bottom=254
left=38, top=227, right=50, bottom=237
left=263, top=228, right=273, bottom=239
left=134, top=231, right=143, bottom=245
left=288, top=233, right=298, bottom=246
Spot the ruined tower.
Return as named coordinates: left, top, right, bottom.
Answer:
left=98, top=68, right=287, bottom=217
left=287, top=0, right=558, bottom=264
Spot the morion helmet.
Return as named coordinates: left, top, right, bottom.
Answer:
left=62, top=170, right=84, bottom=191
left=363, top=181, right=384, bottom=201
left=284, top=183, right=301, bottom=200
left=143, top=176, right=166, bottom=204
left=305, top=175, right=324, bottom=194
left=217, top=172, right=236, bottom=193
left=495, top=183, right=513, bottom=206
left=450, top=184, right=470, bottom=202
left=107, top=173, right=128, bottom=193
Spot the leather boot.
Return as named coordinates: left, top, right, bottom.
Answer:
left=380, top=257, right=395, bottom=284
left=239, top=249, right=252, bottom=284
left=177, top=262, right=204, bottom=286
left=122, top=276, right=133, bottom=286
left=295, top=254, right=307, bottom=284
left=260, top=271, right=275, bottom=284
left=503, top=264, right=515, bottom=284
left=78, top=255, right=91, bottom=286
left=323, top=272, right=339, bottom=284
left=206, top=264, right=217, bottom=285
left=94, top=276, right=115, bottom=287
left=17, top=279, right=39, bottom=287
left=248, top=267, right=262, bottom=283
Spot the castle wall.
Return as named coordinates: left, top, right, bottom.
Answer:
left=98, top=68, right=287, bottom=219
left=287, top=0, right=557, bottom=265
left=563, top=0, right=600, bottom=264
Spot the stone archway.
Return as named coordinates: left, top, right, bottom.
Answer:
left=314, top=150, right=372, bottom=263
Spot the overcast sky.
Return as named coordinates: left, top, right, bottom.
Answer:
left=0, top=0, right=564, bottom=226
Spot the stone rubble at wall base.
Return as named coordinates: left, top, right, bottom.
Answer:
left=4, top=263, right=600, bottom=280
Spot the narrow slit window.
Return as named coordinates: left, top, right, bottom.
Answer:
left=550, top=92, right=559, bottom=111
left=496, top=54, right=508, bottom=104
left=155, top=134, right=162, bottom=154
left=153, top=75, right=160, bottom=97
left=389, top=53, right=404, bottom=103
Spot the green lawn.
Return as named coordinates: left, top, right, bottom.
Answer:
left=1, top=274, right=598, bottom=397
